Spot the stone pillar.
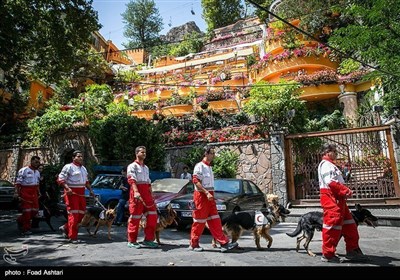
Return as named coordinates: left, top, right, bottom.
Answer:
left=338, top=92, right=358, bottom=127
left=10, top=138, right=22, bottom=183
left=270, top=129, right=288, bottom=206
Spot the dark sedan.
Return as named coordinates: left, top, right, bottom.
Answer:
left=0, top=179, right=17, bottom=209
left=169, top=178, right=267, bottom=230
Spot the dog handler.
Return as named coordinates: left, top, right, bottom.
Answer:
left=126, top=146, right=159, bottom=249
left=14, top=156, right=41, bottom=235
left=57, top=150, right=94, bottom=243
left=189, top=146, right=238, bottom=252
left=318, top=143, right=368, bottom=262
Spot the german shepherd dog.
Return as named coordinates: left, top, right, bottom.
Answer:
left=212, top=195, right=291, bottom=250
left=79, top=206, right=116, bottom=240
left=286, top=204, right=378, bottom=257
left=140, top=204, right=178, bottom=245
left=31, top=186, right=62, bottom=231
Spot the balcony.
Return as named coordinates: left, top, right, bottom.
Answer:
left=162, top=104, right=193, bottom=117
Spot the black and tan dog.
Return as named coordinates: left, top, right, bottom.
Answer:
left=286, top=204, right=378, bottom=257
left=139, top=204, right=178, bottom=245
left=212, top=194, right=291, bottom=250
left=79, top=206, right=116, bottom=240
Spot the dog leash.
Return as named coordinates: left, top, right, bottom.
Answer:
left=94, top=196, right=107, bottom=211
left=134, top=196, right=155, bottom=208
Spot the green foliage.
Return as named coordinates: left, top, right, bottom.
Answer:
left=169, top=32, right=204, bottom=57
left=246, top=0, right=273, bottom=24
left=26, top=103, right=85, bottom=146
left=338, top=59, right=362, bottom=75
left=306, top=110, right=347, bottom=131
left=213, top=149, right=239, bottom=178
left=246, top=54, right=257, bottom=68
left=244, top=81, right=309, bottom=133
left=122, top=0, right=163, bottom=50
left=201, top=0, right=243, bottom=33
left=77, top=84, right=114, bottom=121
left=0, top=0, right=100, bottom=93
left=177, top=146, right=205, bottom=171
left=88, top=114, right=166, bottom=171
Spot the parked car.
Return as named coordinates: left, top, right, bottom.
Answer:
left=85, top=172, right=173, bottom=209
left=85, top=173, right=124, bottom=208
left=169, top=178, right=267, bottom=230
left=122, top=178, right=194, bottom=221
left=0, top=179, right=17, bottom=209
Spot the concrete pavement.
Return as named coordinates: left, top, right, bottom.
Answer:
left=0, top=209, right=399, bottom=268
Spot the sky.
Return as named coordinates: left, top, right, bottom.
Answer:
left=92, top=0, right=206, bottom=49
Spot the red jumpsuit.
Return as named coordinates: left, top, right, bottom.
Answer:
left=190, top=160, right=229, bottom=248
left=127, top=161, right=157, bottom=243
left=57, top=162, right=89, bottom=240
left=15, top=166, right=40, bottom=233
left=318, top=156, right=360, bottom=258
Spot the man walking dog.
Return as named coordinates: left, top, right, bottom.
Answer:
left=318, top=143, right=368, bottom=263
left=57, top=150, right=94, bottom=243
left=126, top=146, right=158, bottom=249
left=14, top=156, right=41, bottom=235
left=189, top=146, right=238, bottom=253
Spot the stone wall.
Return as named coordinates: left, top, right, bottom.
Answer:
left=166, top=140, right=273, bottom=194
left=2, top=129, right=98, bottom=182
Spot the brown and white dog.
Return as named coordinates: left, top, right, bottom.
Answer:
left=79, top=206, right=116, bottom=240
left=212, top=194, right=291, bottom=250
left=139, top=204, right=178, bottom=245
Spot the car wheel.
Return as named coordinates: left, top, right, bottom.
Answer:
left=232, top=207, right=240, bottom=213
left=106, top=200, right=118, bottom=209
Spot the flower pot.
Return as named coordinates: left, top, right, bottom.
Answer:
left=131, top=109, right=156, bottom=120
left=208, top=100, right=239, bottom=112
left=162, top=104, right=193, bottom=117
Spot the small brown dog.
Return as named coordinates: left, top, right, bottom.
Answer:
left=79, top=206, right=116, bottom=240
left=140, top=204, right=178, bottom=245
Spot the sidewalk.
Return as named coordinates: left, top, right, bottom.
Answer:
left=0, top=210, right=399, bottom=267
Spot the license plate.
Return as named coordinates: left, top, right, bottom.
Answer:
left=181, top=211, right=192, bottom=217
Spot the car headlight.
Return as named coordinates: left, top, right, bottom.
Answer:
left=170, top=203, right=180, bottom=209
left=216, top=204, right=227, bottom=211
left=156, top=200, right=170, bottom=209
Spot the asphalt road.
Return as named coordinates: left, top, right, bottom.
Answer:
left=0, top=210, right=399, bottom=270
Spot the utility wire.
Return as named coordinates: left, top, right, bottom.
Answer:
left=245, top=0, right=396, bottom=78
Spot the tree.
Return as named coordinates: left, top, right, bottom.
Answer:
left=0, top=0, right=101, bottom=94
left=89, top=114, right=167, bottom=171
left=122, top=0, right=163, bottom=50
left=244, top=81, right=308, bottom=133
left=213, top=149, right=239, bottom=178
left=201, top=0, right=243, bottom=33
left=262, top=0, right=400, bottom=115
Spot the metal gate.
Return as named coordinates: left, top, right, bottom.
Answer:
left=285, top=125, right=400, bottom=204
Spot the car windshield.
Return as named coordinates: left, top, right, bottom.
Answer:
left=91, top=175, right=121, bottom=189
left=214, top=179, right=240, bottom=194
left=152, top=178, right=189, bottom=193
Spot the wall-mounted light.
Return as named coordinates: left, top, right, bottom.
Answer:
left=339, top=84, right=345, bottom=94
left=273, top=135, right=281, bottom=145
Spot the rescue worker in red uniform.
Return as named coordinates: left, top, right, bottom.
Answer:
left=57, top=151, right=94, bottom=243
left=14, top=156, right=41, bottom=235
left=126, top=146, right=158, bottom=249
left=189, top=146, right=238, bottom=253
left=318, top=143, right=368, bottom=263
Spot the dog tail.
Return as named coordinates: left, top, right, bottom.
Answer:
left=286, top=220, right=302, bottom=237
